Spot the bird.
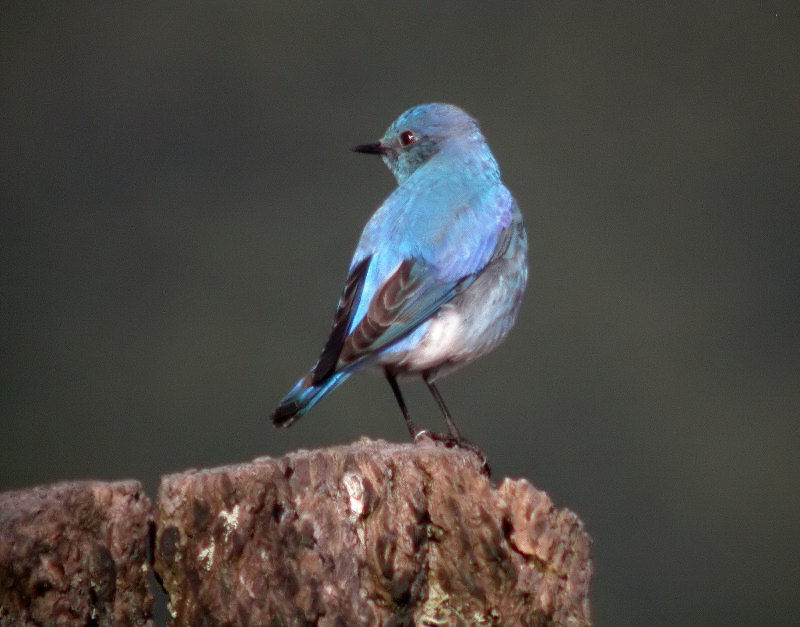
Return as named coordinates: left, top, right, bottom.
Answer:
left=271, top=103, right=527, bottom=456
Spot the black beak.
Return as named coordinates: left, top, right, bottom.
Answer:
left=352, top=142, right=386, bottom=155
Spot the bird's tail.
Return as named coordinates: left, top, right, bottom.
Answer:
left=271, top=369, right=352, bottom=428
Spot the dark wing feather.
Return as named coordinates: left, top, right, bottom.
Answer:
left=311, top=256, right=371, bottom=384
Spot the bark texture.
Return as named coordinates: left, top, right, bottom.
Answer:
left=154, top=438, right=592, bottom=625
left=0, top=480, right=154, bottom=626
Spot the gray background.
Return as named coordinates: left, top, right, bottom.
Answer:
left=2, top=2, right=798, bottom=624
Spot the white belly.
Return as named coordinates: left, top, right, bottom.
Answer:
left=406, top=308, right=465, bottom=371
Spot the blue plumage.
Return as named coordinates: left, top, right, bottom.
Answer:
left=272, top=104, right=527, bottom=446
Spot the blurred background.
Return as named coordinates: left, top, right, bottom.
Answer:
left=2, top=2, right=798, bottom=624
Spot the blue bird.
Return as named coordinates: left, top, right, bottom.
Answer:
left=271, top=103, right=527, bottom=453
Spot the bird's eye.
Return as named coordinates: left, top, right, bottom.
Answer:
left=399, top=131, right=416, bottom=147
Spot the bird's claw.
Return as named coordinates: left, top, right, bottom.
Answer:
left=413, top=430, right=491, bottom=477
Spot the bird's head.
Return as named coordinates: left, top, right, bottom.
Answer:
left=353, top=103, right=482, bottom=184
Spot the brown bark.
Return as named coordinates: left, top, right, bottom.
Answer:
left=154, top=438, right=592, bottom=625
left=0, top=480, right=154, bottom=626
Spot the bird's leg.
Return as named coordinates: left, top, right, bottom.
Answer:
left=385, top=368, right=421, bottom=439
left=422, top=373, right=462, bottom=441
left=422, top=372, right=491, bottom=476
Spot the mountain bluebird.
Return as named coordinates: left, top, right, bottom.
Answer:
left=271, top=103, right=527, bottom=454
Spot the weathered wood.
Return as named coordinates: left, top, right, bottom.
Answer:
left=154, top=438, right=592, bottom=625
left=0, top=480, right=154, bottom=626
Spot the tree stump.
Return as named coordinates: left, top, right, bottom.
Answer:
left=154, top=438, right=592, bottom=625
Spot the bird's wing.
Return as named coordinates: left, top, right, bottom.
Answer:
left=311, top=255, right=473, bottom=383
left=336, top=257, right=475, bottom=368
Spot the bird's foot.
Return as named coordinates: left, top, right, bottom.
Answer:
left=413, top=430, right=491, bottom=477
